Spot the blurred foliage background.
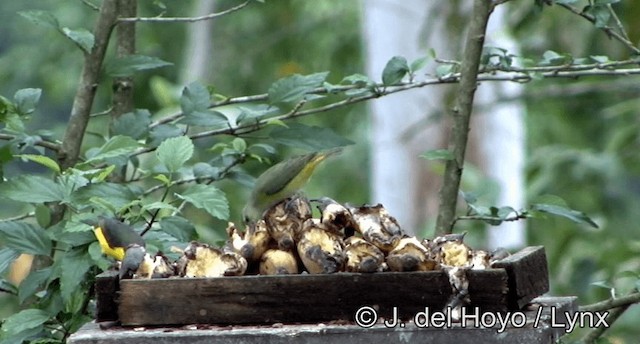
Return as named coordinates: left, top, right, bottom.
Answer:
left=1, top=0, right=639, bottom=342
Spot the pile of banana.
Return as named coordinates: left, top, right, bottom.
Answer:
left=98, top=196, right=508, bottom=280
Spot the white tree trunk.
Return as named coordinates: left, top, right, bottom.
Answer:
left=180, top=0, right=216, bottom=84
left=363, top=1, right=525, bottom=249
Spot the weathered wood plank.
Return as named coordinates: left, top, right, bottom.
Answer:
left=492, top=246, right=549, bottom=309
left=95, top=270, right=119, bottom=322
left=94, top=246, right=549, bottom=326
left=117, top=269, right=508, bottom=326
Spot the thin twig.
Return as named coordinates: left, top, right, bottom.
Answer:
left=89, top=107, right=113, bottom=117
left=0, top=212, right=35, bottom=222
left=453, top=213, right=528, bottom=226
left=557, top=3, right=640, bottom=55
left=579, top=288, right=639, bottom=344
left=0, top=134, right=61, bottom=152
left=80, top=0, right=100, bottom=11
left=606, top=4, right=631, bottom=43
left=132, top=65, right=640, bottom=158
left=580, top=290, right=640, bottom=313
left=117, top=0, right=251, bottom=23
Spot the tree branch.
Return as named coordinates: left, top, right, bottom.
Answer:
left=435, top=0, right=493, bottom=235
left=117, top=0, right=251, bottom=23
left=557, top=3, right=640, bottom=55
left=580, top=290, right=640, bottom=313
left=59, top=0, right=118, bottom=170
left=0, top=134, right=60, bottom=152
left=579, top=288, right=639, bottom=344
left=111, top=0, right=136, bottom=120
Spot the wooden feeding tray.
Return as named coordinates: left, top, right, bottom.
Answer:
left=95, top=246, right=548, bottom=327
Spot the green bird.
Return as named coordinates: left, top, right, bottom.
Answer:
left=242, top=148, right=342, bottom=225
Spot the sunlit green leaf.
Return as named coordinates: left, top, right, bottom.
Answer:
left=15, top=154, right=60, bottom=173
left=156, top=136, right=194, bottom=173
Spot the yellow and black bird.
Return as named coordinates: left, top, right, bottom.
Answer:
left=85, top=216, right=146, bottom=279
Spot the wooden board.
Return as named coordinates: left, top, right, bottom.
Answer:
left=94, top=246, right=548, bottom=326
left=492, top=246, right=549, bottom=309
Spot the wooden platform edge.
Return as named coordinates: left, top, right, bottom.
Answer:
left=95, top=270, right=119, bottom=323
left=492, top=246, right=549, bottom=310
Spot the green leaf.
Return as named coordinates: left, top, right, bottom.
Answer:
left=540, top=50, right=571, bottom=65
left=0, top=222, right=51, bottom=256
left=0, top=248, right=20, bottom=275
left=148, top=124, right=183, bottom=147
left=0, top=175, right=65, bottom=203
left=531, top=203, right=599, bottom=228
left=18, top=267, right=52, bottom=303
left=111, top=109, right=152, bottom=140
left=160, top=216, right=197, bottom=242
left=460, top=190, right=478, bottom=205
left=141, top=201, right=178, bottom=213
left=59, top=249, right=92, bottom=303
left=555, top=0, right=579, bottom=4
left=73, top=183, right=140, bottom=211
left=179, top=110, right=228, bottom=127
left=341, top=73, right=373, bottom=86
left=14, top=88, right=42, bottom=115
left=15, top=154, right=60, bottom=173
left=590, top=280, right=612, bottom=290
left=420, top=149, right=454, bottom=161
left=18, top=10, right=59, bottom=29
left=0, top=309, right=50, bottom=337
left=497, top=206, right=517, bottom=219
left=436, top=64, right=456, bottom=78
left=269, top=123, right=354, bottom=151
left=590, top=55, right=610, bottom=63
left=84, top=136, right=140, bottom=164
left=61, top=27, right=94, bottom=53
left=105, top=54, right=173, bottom=77
left=232, top=138, right=247, bottom=152
left=585, top=4, right=611, bottom=28
left=268, top=72, right=329, bottom=105
left=180, top=81, right=211, bottom=115
left=409, top=56, right=429, bottom=73
left=154, top=174, right=172, bottom=186
left=176, top=184, right=229, bottom=220
left=156, top=136, right=194, bottom=173
left=382, top=56, right=409, bottom=85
